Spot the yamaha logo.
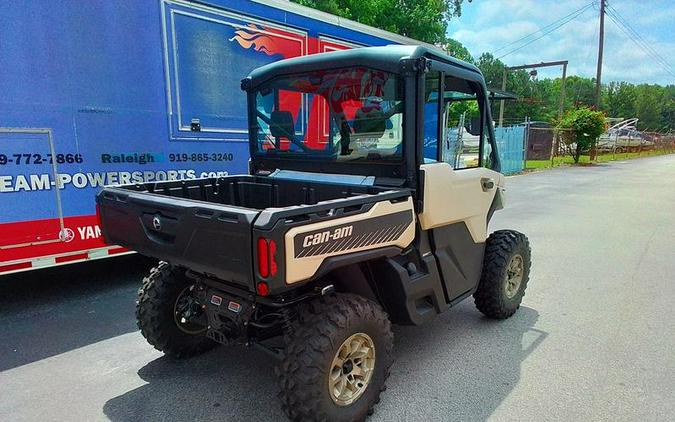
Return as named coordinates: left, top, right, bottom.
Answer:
left=152, top=216, right=162, bottom=231
left=59, top=228, right=75, bottom=243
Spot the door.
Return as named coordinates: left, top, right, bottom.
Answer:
left=418, top=72, right=504, bottom=301
left=0, top=128, right=65, bottom=251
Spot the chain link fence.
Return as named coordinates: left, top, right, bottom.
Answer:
left=520, top=124, right=675, bottom=168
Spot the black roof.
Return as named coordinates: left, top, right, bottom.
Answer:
left=244, top=45, right=483, bottom=89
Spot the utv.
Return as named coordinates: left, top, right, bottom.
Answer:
left=97, top=45, right=531, bottom=421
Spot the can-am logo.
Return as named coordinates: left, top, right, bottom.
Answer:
left=302, top=226, right=353, bottom=247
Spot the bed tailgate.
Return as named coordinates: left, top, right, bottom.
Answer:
left=96, top=187, right=259, bottom=287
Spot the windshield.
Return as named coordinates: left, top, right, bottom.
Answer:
left=251, top=67, right=403, bottom=162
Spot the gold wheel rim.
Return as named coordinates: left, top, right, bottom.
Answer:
left=328, top=333, right=376, bottom=406
left=505, top=254, right=524, bottom=299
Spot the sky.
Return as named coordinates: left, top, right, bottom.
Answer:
left=447, top=0, right=675, bottom=85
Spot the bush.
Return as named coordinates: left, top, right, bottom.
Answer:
left=557, top=107, right=607, bottom=163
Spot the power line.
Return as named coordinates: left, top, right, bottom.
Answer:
left=605, top=3, right=674, bottom=70
left=494, top=3, right=595, bottom=59
left=605, top=13, right=675, bottom=76
left=604, top=9, right=675, bottom=78
left=604, top=4, right=675, bottom=78
left=491, top=2, right=595, bottom=55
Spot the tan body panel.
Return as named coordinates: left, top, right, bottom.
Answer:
left=418, top=163, right=504, bottom=242
left=284, top=197, right=416, bottom=284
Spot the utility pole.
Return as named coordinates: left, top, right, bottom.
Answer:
left=592, top=0, right=605, bottom=160
left=558, top=62, right=568, bottom=121
left=594, top=0, right=605, bottom=108
left=498, top=67, right=507, bottom=127
left=554, top=61, right=568, bottom=166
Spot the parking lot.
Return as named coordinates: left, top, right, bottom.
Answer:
left=1, top=154, right=674, bottom=421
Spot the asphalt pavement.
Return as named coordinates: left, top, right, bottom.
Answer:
left=1, top=154, right=674, bottom=421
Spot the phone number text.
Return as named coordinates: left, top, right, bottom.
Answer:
left=0, top=153, right=83, bottom=165
left=168, top=153, right=235, bottom=162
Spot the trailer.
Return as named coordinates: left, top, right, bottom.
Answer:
left=0, top=0, right=424, bottom=275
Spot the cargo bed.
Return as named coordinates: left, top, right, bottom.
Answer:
left=96, top=175, right=409, bottom=290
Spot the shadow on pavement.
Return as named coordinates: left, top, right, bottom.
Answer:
left=103, top=304, right=544, bottom=422
left=103, top=345, right=283, bottom=421
left=0, top=255, right=154, bottom=371
left=388, top=304, right=544, bottom=421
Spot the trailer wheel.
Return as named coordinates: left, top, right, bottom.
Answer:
left=276, top=293, right=393, bottom=422
left=474, top=230, right=531, bottom=319
left=136, top=262, right=215, bottom=358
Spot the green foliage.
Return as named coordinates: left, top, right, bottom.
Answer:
left=447, top=100, right=479, bottom=127
left=443, top=38, right=473, bottom=63
left=634, top=84, right=664, bottom=130
left=603, top=81, right=636, bottom=120
left=473, top=53, right=674, bottom=131
left=292, top=0, right=468, bottom=44
left=295, top=0, right=674, bottom=131
left=557, top=107, right=607, bottom=163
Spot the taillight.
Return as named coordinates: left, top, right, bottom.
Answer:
left=257, top=237, right=278, bottom=279
left=257, top=237, right=269, bottom=278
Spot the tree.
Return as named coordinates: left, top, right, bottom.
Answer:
left=603, top=81, right=636, bottom=120
left=475, top=52, right=505, bottom=88
left=634, top=84, right=664, bottom=130
left=292, top=0, right=470, bottom=44
left=660, top=85, right=675, bottom=131
left=557, top=107, right=607, bottom=163
left=443, top=38, right=473, bottom=63
left=294, top=0, right=675, bottom=132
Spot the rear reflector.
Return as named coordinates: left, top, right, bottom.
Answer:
left=0, top=262, right=32, bottom=273
left=55, top=253, right=89, bottom=264
left=256, top=282, right=270, bottom=296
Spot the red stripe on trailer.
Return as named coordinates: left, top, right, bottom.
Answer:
left=107, top=247, right=129, bottom=255
left=0, top=261, right=32, bottom=273
left=55, top=253, right=89, bottom=264
left=0, top=215, right=106, bottom=263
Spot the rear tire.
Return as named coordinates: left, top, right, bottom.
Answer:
left=136, top=262, right=215, bottom=358
left=276, top=293, right=393, bottom=422
left=474, top=230, right=531, bottom=319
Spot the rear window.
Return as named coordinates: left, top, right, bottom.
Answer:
left=251, top=67, right=404, bottom=162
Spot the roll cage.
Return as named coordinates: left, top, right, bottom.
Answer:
left=241, top=45, right=500, bottom=191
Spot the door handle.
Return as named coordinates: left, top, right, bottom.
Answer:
left=481, top=177, right=495, bottom=192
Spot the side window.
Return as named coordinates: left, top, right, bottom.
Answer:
left=482, top=119, right=495, bottom=169
left=423, top=73, right=441, bottom=163
left=443, top=77, right=482, bottom=169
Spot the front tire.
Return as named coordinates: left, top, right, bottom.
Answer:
left=136, top=262, right=215, bottom=358
left=276, top=293, right=394, bottom=422
left=474, top=230, right=531, bottom=319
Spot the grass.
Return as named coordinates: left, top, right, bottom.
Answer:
left=525, top=149, right=674, bottom=170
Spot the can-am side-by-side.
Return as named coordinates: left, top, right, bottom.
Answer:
left=97, top=46, right=531, bottom=422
